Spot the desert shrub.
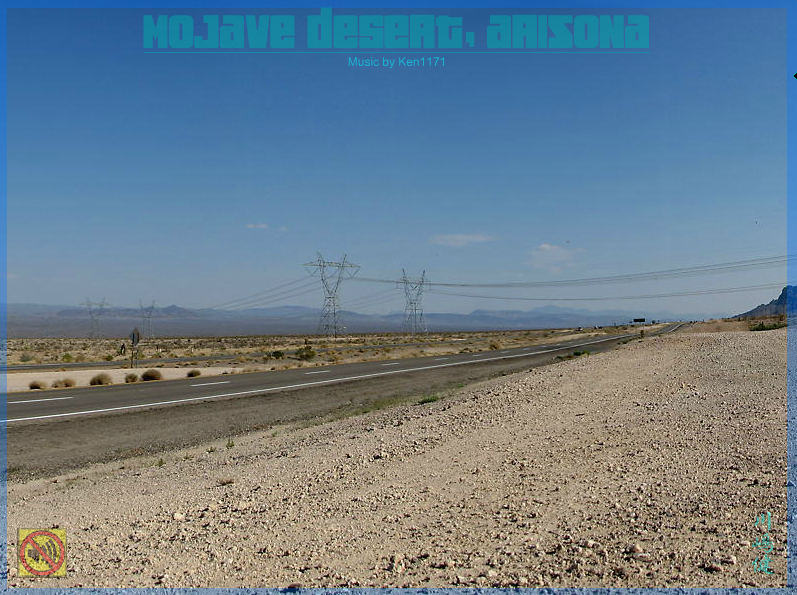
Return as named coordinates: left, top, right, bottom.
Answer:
left=28, top=380, right=46, bottom=390
left=489, top=342, right=501, bottom=350
left=141, top=369, right=162, bottom=381
left=187, top=369, right=201, bottom=378
left=416, top=395, right=439, bottom=405
left=90, top=373, right=112, bottom=385
left=271, top=350, right=285, bottom=359
left=296, top=346, right=316, bottom=361
left=51, top=378, right=76, bottom=388
left=61, top=353, right=74, bottom=363
left=125, top=373, right=139, bottom=383
left=750, top=321, right=787, bottom=331
left=103, top=354, right=114, bottom=361
left=19, top=353, right=34, bottom=363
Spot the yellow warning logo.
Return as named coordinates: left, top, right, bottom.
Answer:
left=18, top=529, right=66, bottom=577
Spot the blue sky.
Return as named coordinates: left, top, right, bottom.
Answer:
left=6, top=7, right=786, bottom=317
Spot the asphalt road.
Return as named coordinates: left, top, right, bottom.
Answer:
left=4, top=325, right=681, bottom=424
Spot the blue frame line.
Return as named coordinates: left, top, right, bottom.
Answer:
left=2, top=1, right=792, bottom=594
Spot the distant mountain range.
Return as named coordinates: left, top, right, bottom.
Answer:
left=735, top=286, right=796, bottom=318
left=4, top=301, right=723, bottom=338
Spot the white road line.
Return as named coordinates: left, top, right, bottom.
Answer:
left=381, top=362, right=401, bottom=366
left=190, top=381, right=231, bottom=387
left=434, top=357, right=449, bottom=361
left=1, top=332, right=638, bottom=423
left=8, top=396, right=74, bottom=405
left=304, top=370, right=330, bottom=375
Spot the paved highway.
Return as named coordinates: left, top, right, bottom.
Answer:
left=4, top=324, right=682, bottom=424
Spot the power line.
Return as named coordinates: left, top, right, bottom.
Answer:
left=341, top=288, right=398, bottom=308
left=352, top=255, right=793, bottom=289
left=434, top=283, right=785, bottom=302
left=202, top=276, right=313, bottom=310
left=215, top=279, right=321, bottom=311
left=224, top=283, right=322, bottom=311
left=344, top=292, right=403, bottom=311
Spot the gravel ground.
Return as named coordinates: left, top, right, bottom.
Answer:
left=6, top=329, right=786, bottom=588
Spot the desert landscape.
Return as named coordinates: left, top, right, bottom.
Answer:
left=5, top=324, right=786, bottom=588
left=5, top=325, right=661, bottom=392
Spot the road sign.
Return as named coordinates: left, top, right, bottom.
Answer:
left=130, top=328, right=141, bottom=346
left=18, top=529, right=67, bottom=577
left=633, top=318, right=646, bottom=323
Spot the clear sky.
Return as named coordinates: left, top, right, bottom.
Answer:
left=6, top=7, right=787, bottom=317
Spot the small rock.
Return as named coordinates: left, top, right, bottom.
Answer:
left=627, top=543, right=643, bottom=554
left=173, top=512, right=185, bottom=521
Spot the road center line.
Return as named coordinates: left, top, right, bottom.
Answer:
left=434, top=357, right=449, bottom=361
left=1, top=332, right=642, bottom=423
left=304, top=370, right=330, bottom=375
left=381, top=362, right=401, bottom=366
left=190, top=381, right=231, bottom=387
left=8, top=396, right=74, bottom=405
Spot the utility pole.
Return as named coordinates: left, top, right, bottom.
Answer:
left=139, top=300, right=156, bottom=340
left=81, top=298, right=109, bottom=338
left=400, top=269, right=428, bottom=335
left=304, top=253, right=360, bottom=337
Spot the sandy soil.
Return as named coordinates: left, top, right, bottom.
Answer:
left=6, top=328, right=785, bottom=588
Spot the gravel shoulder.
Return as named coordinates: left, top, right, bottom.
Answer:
left=6, top=329, right=786, bottom=588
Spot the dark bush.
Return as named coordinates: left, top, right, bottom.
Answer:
left=141, top=369, right=162, bottom=381
left=90, top=373, right=112, bottom=385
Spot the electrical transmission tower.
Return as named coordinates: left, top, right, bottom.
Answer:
left=81, top=298, right=109, bottom=338
left=400, top=270, right=428, bottom=335
left=139, top=300, right=156, bottom=340
left=304, top=253, right=360, bottom=337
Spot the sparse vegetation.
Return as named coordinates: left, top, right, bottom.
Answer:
left=187, top=369, right=202, bottom=378
left=557, top=350, right=590, bottom=361
left=90, top=373, right=112, bottom=385
left=296, top=346, right=316, bottom=361
left=489, top=341, right=501, bottom=350
left=750, top=321, right=787, bottom=332
left=28, top=380, right=46, bottom=390
left=51, top=378, right=76, bottom=388
left=272, top=350, right=285, bottom=359
left=125, top=373, right=139, bottom=383
left=19, top=352, right=34, bottom=363
left=416, top=395, right=440, bottom=405
left=217, top=478, right=234, bottom=486
left=157, top=458, right=165, bottom=467
left=226, top=438, right=235, bottom=449
left=141, top=369, right=162, bottom=381
left=207, top=446, right=217, bottom=453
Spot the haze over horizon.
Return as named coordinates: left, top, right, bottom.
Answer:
left=6, top=8, right=786, bottom=316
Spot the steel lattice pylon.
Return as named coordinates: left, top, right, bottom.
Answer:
left=304, top=253, right=360, bottom=337
left=401, top=269, right=428, bottom=335
left=139, top=300, right=156, bottom=340
left=81, top=298, right=109, bottom=338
